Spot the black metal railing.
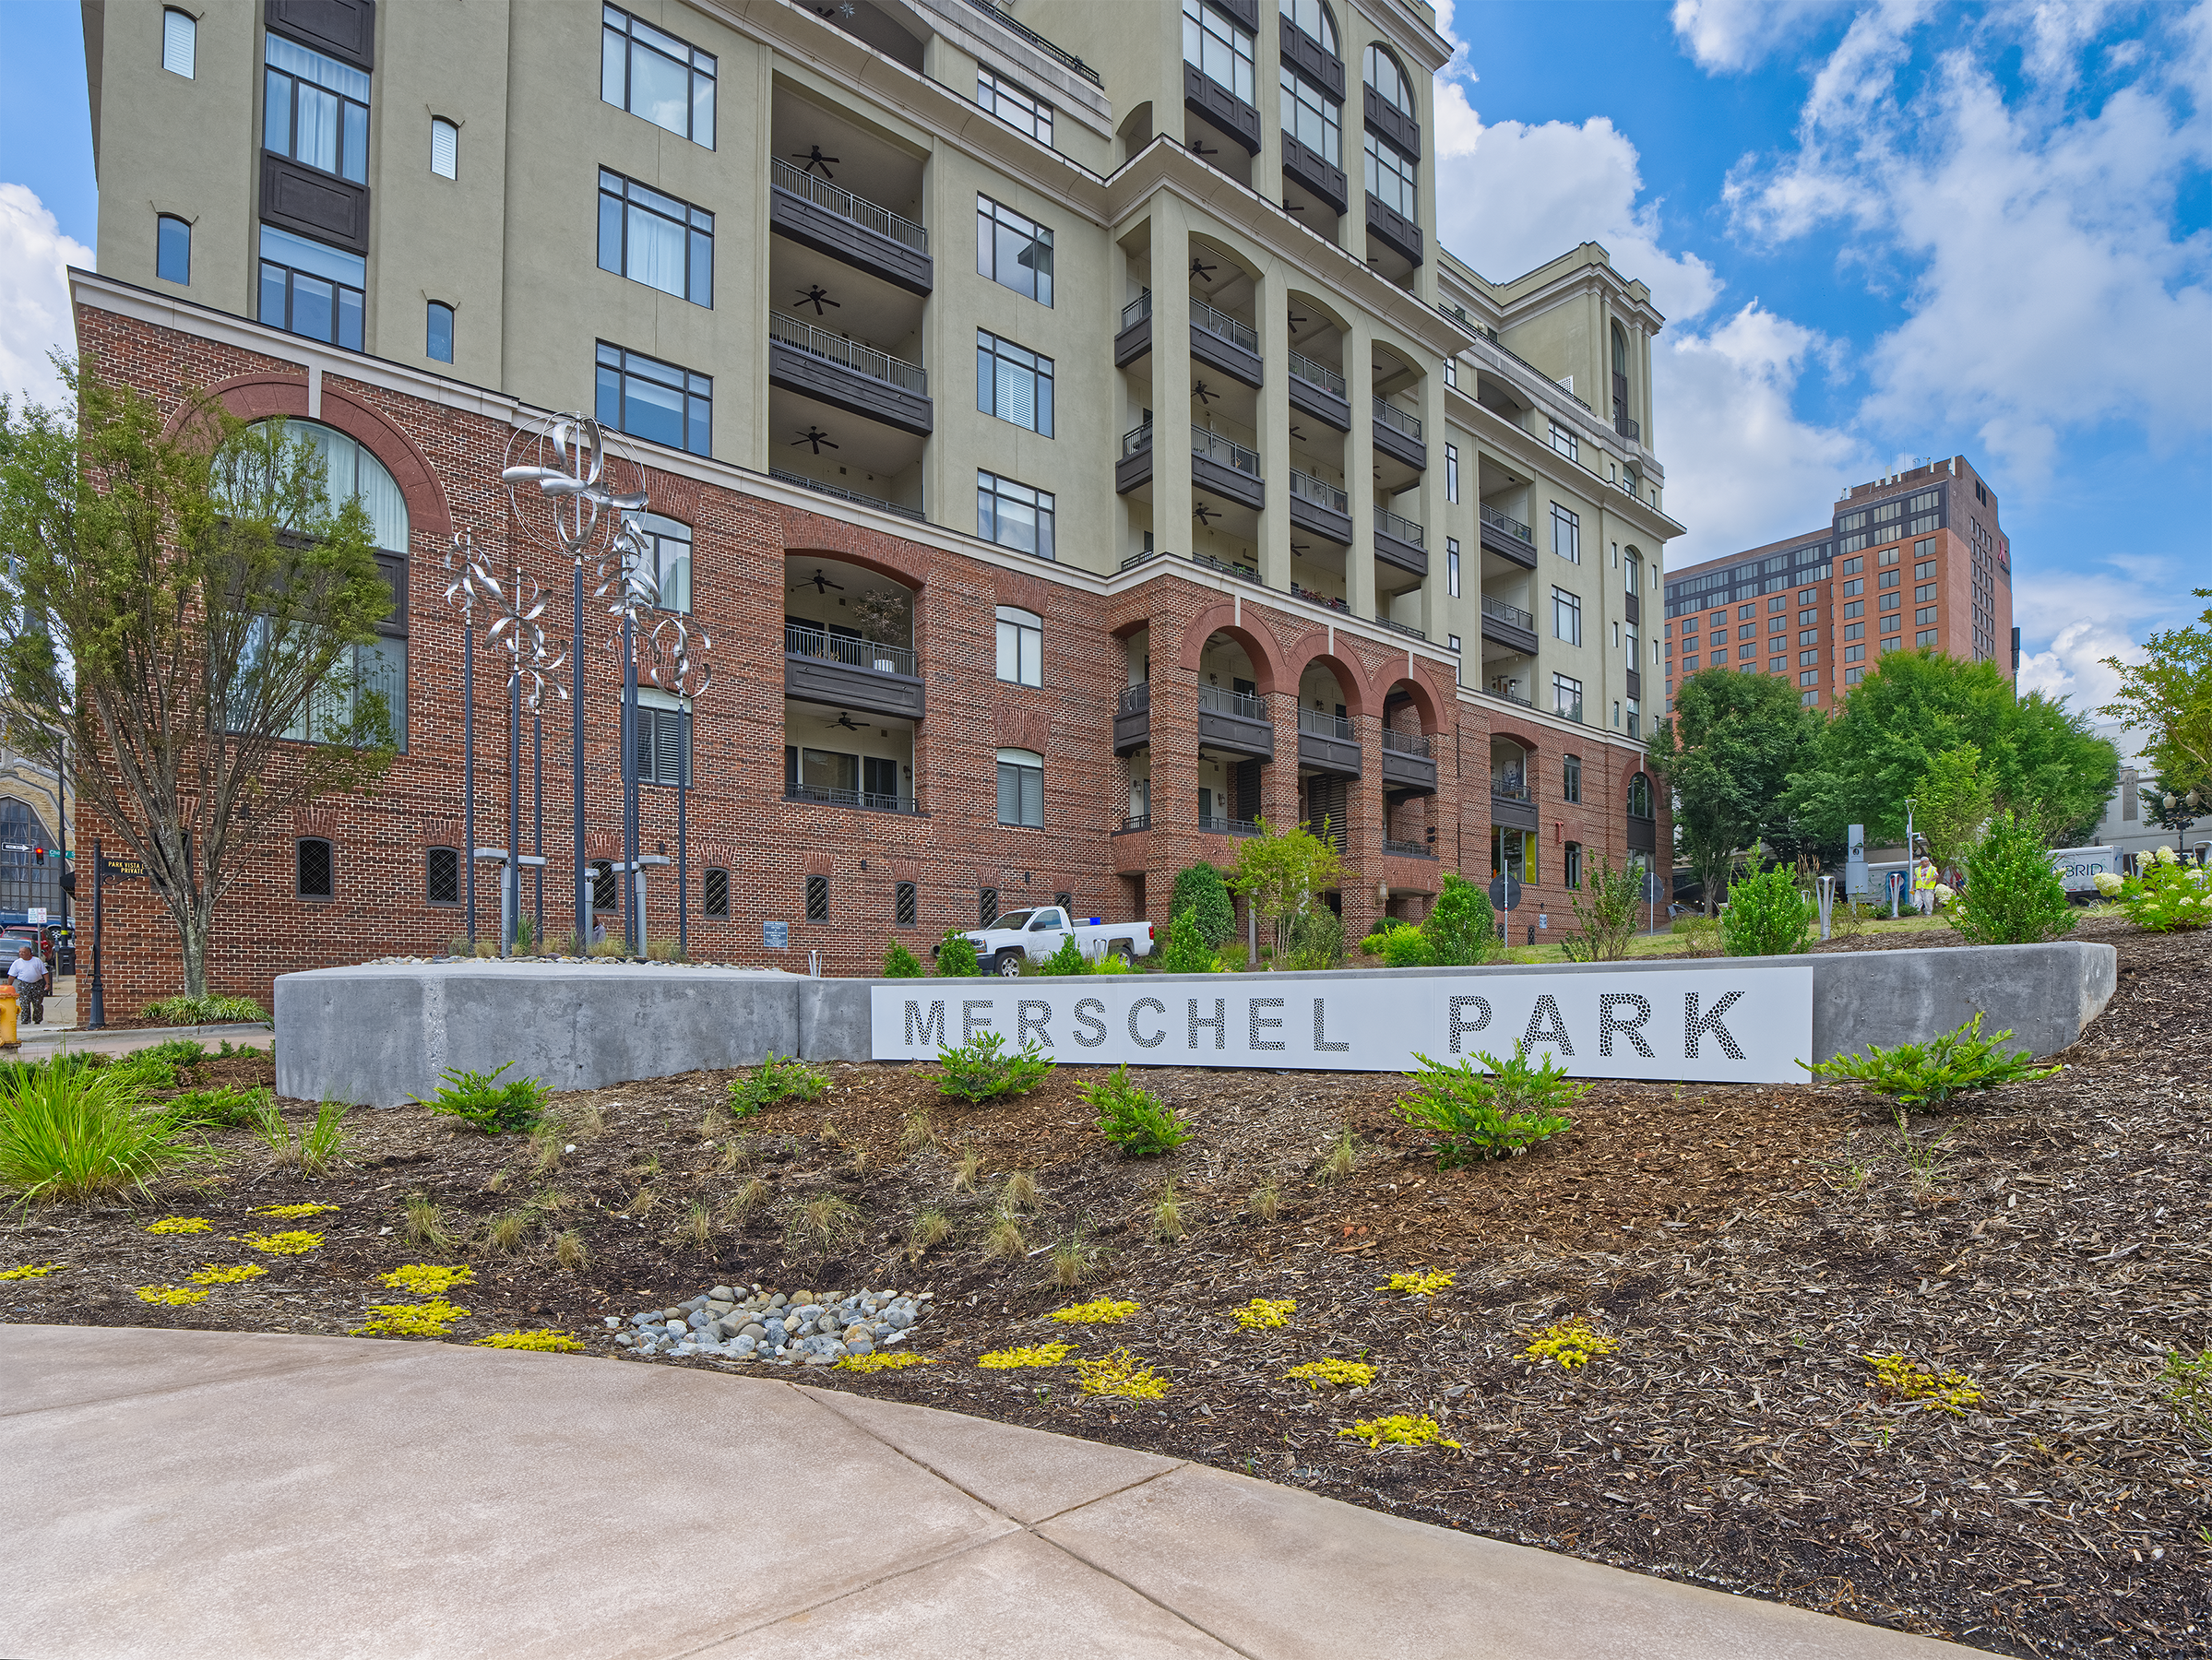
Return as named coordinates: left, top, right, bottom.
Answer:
left=1116, top=812, right=1151, bottom=834
left=785, top=784, right=918, bottom=814
left=1374, top=504, right=1423, bottom=547
left=1481, top=594, right=1535, bottom=632
left=1486, top=683, right=1534, bottom=708
left=1471, top=324, right=1592, bottom=409
left=769, top=312, right=927, bottom=395
left=769, top=158, right=927, bottom=251
left=1191, top=298, right=1259, bottom=354
left=1288, top=468, right=1347, bottom=512
left=1380, top=727, right=1431, bottom=756
left=1191, top=551, right=1263, bottom=585
left=1480, top=502, right=1533, bottom=544
left=1298, top=707, right=1353, bottom=741
left=1122, top=422, right=1154, bottom=458
left=1117, top=547, right=1163, bottom=572
left=1375, top=616, right=1428, bottom=641
left=1116, top=682, right=1150, bottom=717
left=1491, top=777, right=1531, bottom=801
left=770, top=468, right=925, bottom=523
left=1290, top=580, right=1350, bottom=614
left=1193, top=426, right=1261, bottom=477
left=962, top=0, right=1103, bottom=84
left=1373, top=397, right=1422, bottom=440
left=1615, top=412, right=1641, bottom=443
left=1197, top=813, right=1260, bottom=836
left=1198, top=683, right=1267, bottom=720
left=1383, top=837, right=1434, bottom=857
left=784, top=621, right=917, bottom=678
left=1287, top=349, right=1346, bottom=396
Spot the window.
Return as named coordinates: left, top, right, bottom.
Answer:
left=1842, top=601, right=1865, bottom=621
left=1799, top=649, right=1819, bottom=666
left=1917, top=630, right=1939, bottom=647
left=1281, top=0, right=1337, bottom=53
left=995, top=606, right=1042, bottom=687
left=1552, top=587, right=1581, bottom=645
left=1915, top=584, right=1936, bottom=603
left=1767, top=656, right=1785, bottom=673
left=425, top=302, right=454, bottom=363
left=1844, top=643, right=1865, bottom=662
left=265, top=35, right=370, bottom=184
left=1552, top=673, right=1583, bottom=720
left=976, top=196, right=1053, bottom=306
left=1767, top=595, right=1787, bottom=612
left=602, top=4, right=716, bottom=148
left=804, top=874, right=829, bottom=922
left=1915, top=538, right=1935, bottom=560
left=1445, top=444, right=1459, bottom=504
left=1768, top=615, right=1786, bottom=634
left=894, top=880, right=917, bottom=927
left=1183, top=0, right=1255, bottom=103
left=1564, top=842, right=1583, bottom=889
left=1364, top=131, right=1417, bottom=216
left=1839, top=532, right=1868, bottom=554
left=1626, top=627, right=1639, bottom=667
left=1548, top=421, right=1578, bottom=461
left=1363, top=44, right=1413, bottom=114
left=1916, top=606, right=1938, bottom=625
left=1279, top=66, right=1341, bottom=164
left=704, top=867, right=731, bottom=919
left=1879, top=591, right=1901, bottom=613
left=980, top=887, right=1000, bottom=928
left=1738, top=642, right=1755, bottom=660
left=1551, top=504, right=1580, bottom=563
left=1563, top=754, right=1581, bottom=803
left=1879, top=568, right=1901, bottom=588
left=1612, top=700, right=1621, bottom=729
left=612, top=512, right=692, bottom=613
left=430, top=117, right=458, bottom=179
left=296, top=837, right=334, bottom=900
left=1880, top=546, right=1901, bottom=567
left=592, top=861, right=617, bottom=910
left=162, top=7, right=195, bottom=77
left=1880, top=611, right=1901, bottom=633
left=1709, top=611, right=1726, bottom=629
left=599, top=171, right=713, bottom=305
left=997, top=748, right=1044, bottom=826
left=1627, top=773, right=1653, bottom=818
left=426, top=847, right=459, bottom=906
left=1738, top=624, right=1756, bottom=642
left=1845, top=666, right=1865, bottom=686
left=1445, top=537, right=1460, bottom=598
left=1800, top=608, right=1818, bottom=625
left=977, top=67, right=1052, bottom=145
left=1797, top=629, right=1817, bottom=646
left=596, top=342, right=711, bottom=456
left=632, top=697, right=692, bottom=787
left=978, top=471, right=1055, bottom=561
left=156, top=215, right=191, bottom=286
left=977, top=331, right=1054, bottom=434
left=1626, top=697, right=1639, bottom=740
left=258, top=226, right=364, bottom=350
left=1916, top=563, right=1936, bottom=583
left=1681, top=654, right=1698, bottom=671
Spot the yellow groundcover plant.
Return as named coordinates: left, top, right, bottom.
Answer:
left=186, top=1263, right=268, bottom=1285
left=144, top=1216, right=214, bottom=1235
left=351, top=1298, right=470, bottom=1336
left=250, top=1203, right=340, bottom=1219
left=1523, top=1320, right=1621, bottom=1369
left=1338, top=1413, right=1458, bottom=1450
left=0, top=1262, right=65, bottom=1280
left=1231, top=1298, right=1296, bottom=1330
left=835, top=1352, right=934, bottom=1373
left=1284, top=1358, right=1375, bottom=1390
left=978, top=1342, right=1077, bottom=1369
left=1045, top=1298, right=1139, bottom=1324
left=135, top=1285, right=210, bottom=1306
left=236, top=1230, right=323, bottom=1255
left=1381, top=1270, right=1454, bottom=1297
left=1076, top=1347, right=1169, bottom=1399
left=379, top=1263, right=475, bottom=1296
left=473, top=1330, right=584, bottom=1353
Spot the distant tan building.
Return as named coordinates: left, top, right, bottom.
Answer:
left=0, top=746, right=73, bottom=921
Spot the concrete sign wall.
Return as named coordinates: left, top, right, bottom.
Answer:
left=869, top=967, right=1814, bottom=1084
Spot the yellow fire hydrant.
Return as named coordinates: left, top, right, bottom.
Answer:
left=0, top=984, right=18, bottom=1049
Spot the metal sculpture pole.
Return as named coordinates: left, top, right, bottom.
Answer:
left=574, top=563, right=587, bottom=947
left=462, top=615, right=475, bottom=943
left=640, top=607, right=713, bottom=966
left=533, top=711, right=544, bottom=947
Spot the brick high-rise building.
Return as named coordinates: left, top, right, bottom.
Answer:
left=74, top=0, right=1679, bottom=1006
left=1659, top=456, right=2013, bottom=712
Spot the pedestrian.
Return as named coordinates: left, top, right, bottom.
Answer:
left=1911, top=853, right=1939, bottom=918
left=9, top=944, right=49, bottom=1026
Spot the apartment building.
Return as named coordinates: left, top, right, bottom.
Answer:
left=1660, top=456, right=2012, bottom=713
left=76, top=0, right=1677, bottom=1003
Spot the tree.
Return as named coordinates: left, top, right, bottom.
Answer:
left=1646, top=668, right=1824, bottom=910
left=1225, top=817, right=1346, bottom=962
left=1562, top=856, right=1640, bottom=961
left=1912, top=743, right=1995, bottom=876
left=1169, top=861, right=1235, bottom=948
left=2101, top=588, right=2212, bottom=802
left=0, top=364, right=396, bottom=997
left=1421, top=872, right=1498, bottom=966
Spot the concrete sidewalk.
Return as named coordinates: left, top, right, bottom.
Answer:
left=0, top=1327, right=1968, bottom=1660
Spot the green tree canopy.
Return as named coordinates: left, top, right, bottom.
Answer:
left=1225, top=817, right=1346, bottom=961
left=1912, top=743, right=1995, bottom=874
left=1646, top=667, right=1824, bottom=907
left=1169, top=861, right=1235, bottom=947
left=2101, top=588, right=2211, bottom=800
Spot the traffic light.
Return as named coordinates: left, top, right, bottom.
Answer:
left=32, top=847, right=44, bottom=866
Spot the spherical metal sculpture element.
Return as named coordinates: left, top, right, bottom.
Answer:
left=445, top=529, right=569, bottom=711
left=500, top=414, right=646, bottom=563
left=645, top=611, right=713, bottom=699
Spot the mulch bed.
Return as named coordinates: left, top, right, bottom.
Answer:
left=5, top=915, right=2206, bottom=1657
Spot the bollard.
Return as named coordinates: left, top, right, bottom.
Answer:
left=0, top=984, right=18, bottom=1049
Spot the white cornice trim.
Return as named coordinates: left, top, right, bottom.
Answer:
left=1457, top=684, right=1651, bottom=758
left=900, top=0, right=1115, bottom=132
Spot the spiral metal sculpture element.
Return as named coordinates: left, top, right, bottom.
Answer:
left=499, top=414, right=645, bottom=563
left=446, top=529, right=569, bottom=710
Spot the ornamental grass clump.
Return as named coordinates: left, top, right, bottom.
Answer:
left=427, top=1062, right=549, bottom=1134
left=1338, top=1413, right=1458, bottom=1450
left=934, top=1031, right=1054, bottom=1102
left=728, top=1054, right=829, bottom=1118
left=1047, top=1298, right=1138, bottom=1325
left=140, top=993, right=267, bottom=1025
left=0, top=1064, right=225, bottom=1205
left=1284, top=1358, right=1375, bottom=1391
left=1523, top=1319, right=1621, bottom=1369
left=1863, top=1352, right=1985, bottom=1417
left=978, top=1341, right=1077, bottom=1369
left=1075, top=1346, right=1169, bottom=1399
left=1083, top=1065, right=1192, bottom=1156
left=352, top=1298, right=470, bottom=1337
left=1395, top=1046, right=1581, bottom=1168
left=1803, top=1014, right=2061, bottom=1109
left=472, top=1330, right=584, bottom=1353
left=1231, top=1298, right=1295, bottom=1331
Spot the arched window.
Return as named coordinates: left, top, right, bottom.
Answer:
left=1280, top=0, right=1337, bottom=56
left=1612, top=321, right=1629, bottom=376
left=157, top=215, right=192, bottom=286
left=1363, top=44, right=1411, bottom=114
left=622, top=512, right=692, bottom=612
left=1627, top=773, right=1653, bottom=819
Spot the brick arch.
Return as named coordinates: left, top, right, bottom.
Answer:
left=1174, top=603, right=1289, bottom=698
left=1487, top=722, right=1544, bottom=757
left=196, top=374, right=453, bottom=538
left=1276, top=628, right=1376, bottom=718
left=1377, top=669, right=1448, bottom=732
left=779, top=528, right=930, bottom=594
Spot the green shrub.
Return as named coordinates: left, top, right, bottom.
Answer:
left=1039, top=933, right=1089, bottom=977
left=1084, top=1064, right=1192, bottom=1156
left=934, top=930, right=981, bottom=977
left=140, top=993, right=268, bottom=1026
left=1170, top=863, right=1237, bottom=948
left=1422, top=872, right=1500, bottom=966
left=1375, top=922, right=1438, bottom=967
left=2106, top=847, right=2210, bottom=933
left=1720, top=861, right=1814, bottom=956
left=1091, top=951, right=1133, bottom=975
left=2161, top=1346, right=2212, bottom=1445
left=882, top=939, right=925, bottom=978
left=426, top=1062, right=550, bottom=1134
left=728, top=1054, right=829, bottom=1118
left=1802, top=1014, right=2061, bottom=1107
left=1950, top=812, right=2075, bottom=944
left=935, top=1031, right=1054, bottom=1102
left=139, top=1039, right=211, bottom=1069
left=1283, top=905, right=1347, bottom=971
left=1159, top=908, right=1217, bottom=974
left=161, top=1085, right=272, bottom=1130
left=0, top=1062, right=226, bottom=1204
left=1563, top=857, right=1643, bottom=962
left=1396, top=1045, right=1583, bottom=1168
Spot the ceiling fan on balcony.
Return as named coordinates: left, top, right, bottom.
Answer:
left=792, top=145, right=839, bottom=179
left=792, top=427, right=839, bottom=454
left=1189, top=255, right=1217, bottom=282
left=824, top=711, right=866, bottom=730
left=794, top=284, right=840, bottom=315
left=790, top=567, right=847, bottom=594
left=1185, top=138, right=1218, bottom=163
left=1193, top=503, right=1219, bottom=527
left=1192, top=380, right=1218, bottom=405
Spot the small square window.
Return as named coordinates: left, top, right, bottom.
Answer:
left=431, top=117, right=458, bottom=179
left=703, top=867, right=730, bottom=919
left=1054, top=891, right=1073, bottom=914
left=297, top=837, right=334, bottom=901
left=804, top=873, right=829, bottom=921
left=895, top=881, right=918, bottom=927
left=426, top=847, right=459, bottom=906
left=591, top=860, right=617, bottom=911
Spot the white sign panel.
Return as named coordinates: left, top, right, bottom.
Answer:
left=872, top=967, right=1814, bottom=1084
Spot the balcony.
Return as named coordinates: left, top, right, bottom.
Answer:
left=1491, top=776, right=1537, bottom=831
left=784, top=622, right=924, bottom=721
left=1192, top=426, right=1265, bottom=510
left=1373, top=505, right=1426, bottom=578
left=1380, top=726, right=1436, bottom=796
left=1365, top=191, right=1423, bottom=267
left=1198, top=812, right=1262, bottom=837
left=1287, top=349, right=1350, bottom=430
left=1375, top=616, right=1427, bottom=641
left=1191, top=298, right=1263, bottom=388
left=1291, top=580, right=1350, bottom=615
left=1479, top=594, right=1538, bottom=657
left=1183, top=62, right=1262, bottom=155
left=785, top=783, right=919, bottom=815
left=1362, top=87, right=1421, bottom=160
left=1278, top=16, right=1344, bottom=98
left=767, top=312, right=932, bottom=436
left=1280, top=129, right=1347, bottom=214
left=770, top=468, right=923, bottom=524
left=1287, top=468, right=1350, bottom=547
left=1479, top=502, right=1537, bottom=570
left=1191, top=551, right=1264, bottom=586
left=767, top=158, right=932, bottom=295
left=1113, top=682, right=1149, bottom=755
left=961, top=0, right=1103, bottom=85
left=1382, top=837, right=1435, bottom=859
left=1114, top=290, right=1152, bottom=367
left=1615, top=411, right=1641, bottom=444
left=1297, top=707, right=1361, bottom=778
left=1197, top=682, right=1275, bottom=761
left=1626, top=811, right=1657, bottom=854
left=1372, top=397, right=1426, bottom=471
left=1624, top=667, right=1642, bottom=699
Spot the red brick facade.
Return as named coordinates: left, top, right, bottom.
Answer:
left=74, top=302, right=1670, bottom=1011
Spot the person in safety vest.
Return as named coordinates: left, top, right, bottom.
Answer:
left=1911, top=854, right=1939, bottom=917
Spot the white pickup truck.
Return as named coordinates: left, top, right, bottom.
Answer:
left=957, top=907, right=1157, bottom=976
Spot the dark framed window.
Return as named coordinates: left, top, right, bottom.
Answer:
left=157, top=215, right=191, bottom=285
left=703, top=866, right=730, bottom=919
left=1279, top=65, right=1340, bottom=163
left=1564, top=842, right=1582, bottom=889
left=591, top=860, right=617, bottom=911
left=1562, top=754, right=1581, bottom=803
left=596, top=341, right=711, bottom=456
left=632, top=703, right=692, bottom=787
left=426, top=302, right=454, bottom=363
left=1363, top=128, right=1417, bottom=216
left=1054, top=891, right=1073, bottom=914
left=979, top=887, right=999, bottom=928
left=996, top=748, right=1044, bottom=827
left=602, top=3, right=717, bottom=148
left=979, top=473, right=1055, bottom=561
left=895, top=881, right=918, bottom=927
left=426, top=846, right=459, bottom=906
left=977, top=66, right=1052, bottom=145
left=1183, top=0, right=1255, bottom=101
left=804, top=874, right=829, bottom=922
left=977, top=195, right=1052, bottom=306
left=296, top=837, right=334, bottom=900
left=977, top=330, right=1053, bottom=435
left=1626, top=773, right=1653, bottom=819
left=258, top=227, right=364, bottom=351
left=264, top=34, right=370, bottom=184
left=599, top=170, right=714, bottom=305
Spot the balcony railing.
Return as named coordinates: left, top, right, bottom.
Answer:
left=1615, top=412, right=1641, bottom=443
left=1193, top=426, right=1261, bottom=477
left=1198, top=682, right=1267, bottom=720
left=1116, top=812, right=1152, bottom=834
left=1373, top=397, right=1422, bottom=440
left=1122, top=290, right=1152, bottom=330
left=1472, top=325, right=1592, bottom=410
left=769, top=312, right=927, bottom=395
left=1288, top=468, right=1347, bottom=512
left=1375, top=616, right=1428, bottom=641
left=1380, top=727, right=1431, bottom=757
left=1116, top=682, right=1150, bottom=717
left=770, top=468, right=925, bottom=523
left=1481, top=594, right=1535, bottom=632
left=1287, top=350, right=1346, bottom=397
left=1198, top=812, right=1260, bottom=837
left=1117, top=547, right=1162, bottom=573
left=1383, top=837, right=1433, bottom=858
left=1374, top=504, right=1424, bottom=547
left=1486, top=683, right=1534, bottom=708
left=1191, top=551, right=1263, bottom=585
left=1122, top=422, right=1154, bottom=457
left=1491, top=777, right=1531, bottom=801
left=769, top=157, right=927, bottom=252
left=1290, top=580, right=1350, bottom=614
left=1481, top=502, right=1534, bottom=544
left=786, top=784, right=919, bottom=814
left=962, top=0, right=1103, bottom=84
left=1191, top=298, right=1258, bottom=354
left=784, top=621, right=916, bottom=678
left=1298, top=707, right=1354, bottom=742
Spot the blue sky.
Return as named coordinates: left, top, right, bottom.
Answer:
left=2, top=0, right=2206, bottom=710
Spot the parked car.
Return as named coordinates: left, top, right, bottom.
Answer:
left=0, top=922, right=75, bottom=975
left=957, top=907, right=1157, bottom=977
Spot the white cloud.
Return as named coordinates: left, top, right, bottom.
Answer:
left=1669, top=0, right=1858, bottom=72
left=2016, top=618, right=2139, bottom=713
left=0, top=183, right=88, bottom=412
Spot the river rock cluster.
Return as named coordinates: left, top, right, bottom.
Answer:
left=609, top=1284, right=930, bottom=1365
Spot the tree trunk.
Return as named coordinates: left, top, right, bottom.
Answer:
left=178, top=909, right=209, bottom=999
